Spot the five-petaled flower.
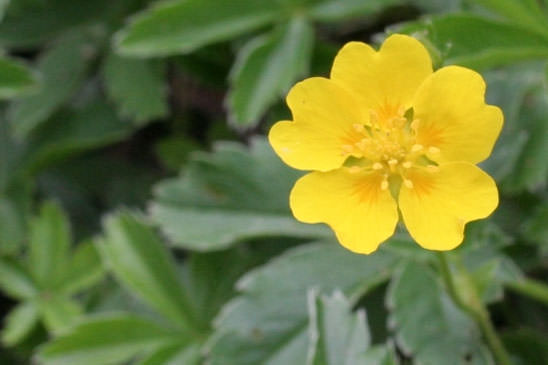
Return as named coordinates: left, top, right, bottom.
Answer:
left=268, top=34, right=503, bottom=254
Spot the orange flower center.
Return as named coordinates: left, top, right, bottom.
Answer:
left=341, top=104, right=439, bottom=190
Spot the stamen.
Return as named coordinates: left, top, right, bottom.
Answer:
left=353, top=123, right=365, bottom=133
left=428, top=146, right=440, bottom=154
left=348, top=166, right=362, bottom=174
left=372, top=162, right=384, bottom=170
left=410, top=119, right=420, bottom=130
left=402, top=161, right=412, bottom=169
left=388, top=159, right=398, bottom=166
left=427, top=165, right=439, bottom=172
left=411, top=144, right=423, bottom=153
left=342, top=144, right=354, bottom=154
left=369, top=110, right=379, bottom=125
left=403, top=179, right=414, bottom=189
left=380, top=179, right=389, bottom=190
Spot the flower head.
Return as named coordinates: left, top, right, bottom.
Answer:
left=269, top=34, right=503, bottom=254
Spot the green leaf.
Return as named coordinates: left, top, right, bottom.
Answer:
left=0, top=0, right=111, bottom=48
left=1, top=301, right=39, bottom=346
left=307, top=291, right=370, bottom=365
left=38, top=295, right=83, bottom=334
left=0, top=56, right=38, bottom=99
left=29, top=201, right=71, bottom=288
left=103, top=53, right=168, bottom=125
left=480, top=66, right=540, bottom=183
left=8, top=34, right=94, bottom=138
left=150, top=137, right=330, bottom=251
left=0, top=257, right=37, bottom=299
left=0, top=196, right=27, bottom=254
left=470, top=0, right=548, bottom=36
left=227, top=17, right=313, bottom=128
left=56, top=241, right=104, bottom=295
left=309, top=0, right=404, bottom=22
left=38, top=314, right=179, bottom=365
left=501, top=82, right=548, bottom=192
left=115, top=0, right=281, bottom=57
left=387, top=262, right=494, bottom=364
left=502, top=328, right=548, bottom=365
left=100, top=212, right=198, bottom=329
left=358, top=344, right=399, bottom=365
left=206, top=241, right=400, bottom=364
left=523, top=204, right=548, bottom=247
left=396, top=14, right=548, bottom=70
left=138, top=343, right=201, bottom=365
left=21, top=101, right=133, bottom=173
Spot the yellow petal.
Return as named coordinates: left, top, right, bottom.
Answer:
left=269, top=77, right=363, bottom=171
left=290, top=169, right=398, bottom=254
left=413, top=66, right=503, bottom=164
left=330, top=34, right=432, bottom=113
left=398, top=162, right=499, bottom=250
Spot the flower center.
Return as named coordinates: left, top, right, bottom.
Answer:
left=341, top=105, right=439, bottom=191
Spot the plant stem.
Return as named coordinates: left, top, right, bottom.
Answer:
left=436, top=252, right=512, bottom=365
left=506, top=277, right=548, bottom=307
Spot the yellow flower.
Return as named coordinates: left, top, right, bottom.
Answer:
left=268, top=34, right=503, bottom=254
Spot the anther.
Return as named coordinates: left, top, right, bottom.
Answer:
left=428, top=146, right=440, bottom=154
left=342, top=144, right=354, bottom=153
left=372, top=162, right=383, bottom=170
left=402, top=161, right=412, bottom=169
left=410, top=119, right=420, bottom=130
left=411, top=144, right=423, bottom=153
left=388, top=159, right=398, bottom=166
left=348, top=166, right=362, bottom=174
left=380, top=180, right=389, bottom=190
left=353, top=123, right=365, bottom=133
left=403, top=179, right=414, bottom=189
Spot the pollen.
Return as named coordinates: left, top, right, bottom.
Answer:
left=342, top=104, right=438, bottom=191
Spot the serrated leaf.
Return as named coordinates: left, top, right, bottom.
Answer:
left=115, top=0, right=281, bottom=57
left=470, top=0, right=548, bottom=36
left=38, top=314, right=180, bottom=365
left=307, top=291, right=370, bottom=365
left=387, top=262, right=494, bottom=364
left=100, top=212, right=198, bottom=329
left=103, top=53, right=168, bottom=124
left=150, top=138, right=330, bottom=251
left=227, top=17, right=313, bottom=128
left=0, top=56, right=38, bottom=99
left=0, top=257, right=37, bottom=299
left=502, top=84, right=548, bottom=192
left=309, top=0, right=404, bottom=22
left=206, top=241, right=401, bottom=364
left=480, top=66, right=540, bottom=183
left=56, top=241, right=105, bottom=295
left=138, top=343, right=201, bottom=365
left=8, top=34, right=94, bottom=138
left=0, top=0, right=111, bottom=48
left=396, top=14, right=548, bottom=70
left=358, top=344, right=399, bottom=365
left=1, top=301, right=38, bottom=346
left=21, top=101, right=133, bottom=173
left=29, top=201, right=71, bottom=288
left=38, top=295, right=83, bottom=334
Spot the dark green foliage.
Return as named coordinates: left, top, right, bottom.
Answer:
left=0, top=0, right=546, bottom=364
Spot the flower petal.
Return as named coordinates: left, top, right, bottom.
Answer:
left=269, top=77, right=363, bottom=171
left=290, top=169, right=399, bottom=253
left=330, top=34, right=432, bottom=113
left=398, top=162, right=499, bottom=250
left=413, top=66, right=503, bottom=164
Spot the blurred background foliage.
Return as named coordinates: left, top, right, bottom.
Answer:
left=0, top=0, right=546, bottom=364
